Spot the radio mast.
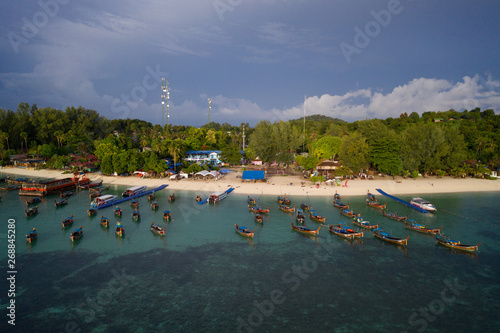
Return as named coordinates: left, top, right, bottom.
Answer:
left=208, top=98, right=212, bottom=124
left=161, top=78, right=170, bottom=130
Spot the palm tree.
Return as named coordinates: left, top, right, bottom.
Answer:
left=167, top=139, right=186, bottom=171
left=20, top=131, right=28, bottom=152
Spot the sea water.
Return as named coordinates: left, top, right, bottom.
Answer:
left=0, top=173, right=499, bottom=332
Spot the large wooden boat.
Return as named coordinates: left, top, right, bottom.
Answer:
left=249, top=206, right=271, bottom=214
left=26, top=197, right=41, bottom=205
left=436, top=234, right=480, bottom=252
left=151, top=222, right=166, bottom=236
left=300, top=202, right=310, bottom=211
left=382, top=210, right=407, bottom=222
left=163, top=210, right=171, bottom=221
left=62, top=215, right=74, bottom=228
left=235, top=224, right=255, bottom=238
left=352, top=217, right=379, bottom=230
left=291, top=223, right=320, bottom=236
left=151, top=200, right=159, bottom=210
left=374, top=228, right=408, bottom=246
left=329, top=223, right=363, bottom=239
left=247, top=196, right=256, bottom=205
left=114, top=206, right=122, bottom=216
left=25, top=206, right=39, bottom=217
left=405, top=220, right=441, bottom=234
left=340, top=209, right=360, bottom=218
left=70, top=226, right=83, bottom=242
left=366, top=199, right=387, bottom=210
left=254, top=214, right=263, bottom=224
left=26, top=228, right=37, bottom=243
left=100, top=216, right=109, bottom=228
left=55, top=198, right=68, bottom=207
left=122, top=185, right=147, bottom=197
left=279, top=205, right=295, bottom=213
left=309, top=210, right=326, bottom=223
left=333, top=200, right=349, bottom=209
left=21, top=174, right=89, bottom=195
left=296, top=209, right=305, bottom=224
left=115, top=222, right=124, bottom=237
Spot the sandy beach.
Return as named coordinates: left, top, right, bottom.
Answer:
left=1, top=166, right=499, bottom=197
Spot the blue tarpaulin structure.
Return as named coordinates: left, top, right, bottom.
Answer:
left=242, top=170, right=265, bottom=180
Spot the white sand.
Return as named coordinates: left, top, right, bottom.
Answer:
left=2, top=166, right=499, bottom=197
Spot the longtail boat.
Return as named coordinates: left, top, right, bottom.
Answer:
left=89, top=189, right=104, bottom=199
left=235, top=224, right=254, bottom=238
left=279, top=205, right=295, bottom=213
left=382, top=210, right=407, bottom=222
left=130, top=200, right=139, bottom=208
left=329, top=223, right=363, bottom=239
left=70, top=226, right=83, bottom=242
left=296, top=209, right=305, bottom=224
left=115, top=222, right=124, bottom=237
left=366, top=199, right=387, bottom=210
left=26, top=197, right=41, bottom=205
left=79, top=179, right=103, bottom=189
left=300, top=203, right=310, bottom=211
left=26, top=228, right=37, bottom=243
left=60, top=190, right=73, bottom=198
left=310, top=210, right=326, bottom=223
left=55, top=198, right=68, bottom=207
left=333, top=200, right=349, bottom=209
left=249, top=205, right=271, bottom=214
left=1, top=185, right=20, bottom=191
left=436, top=234, right=480, bottom=252
left=247, top=196, right=256, bottom=205
left=100, top=216, right=109, bottom=228
left=291, top=223, right=320, bottom=236
left=163, top=210, right=171, bottom=221
left=374, top=228, right=408, bottom=246
left=87, top=208, right=97, bottom=216
left=334, top=192, right=340, bottom=201
left=151, top=200, right=159, bottom=210
left=151, top=222, right=166, bottom=236
left=405, top=220, right=441, bottom=234
left=62, top=215, right=74, bottom=228
left=132, top=210, right=140, bottom=220
left=195, top=194, right=202, bottom=202
left=148, top=193, right=156, bottom=201
left=340, top=209, right=360, bottom=218
left=254, top=214, right=263, bottom=223
left=114, top=206, right=122, bottom=216
left=277, top=196, right=291, bottom=205
left=367, top=191, right=376, bottom=201
left=25, top=206, right=39, bottom=217
left=352, top=217, right=379, bottom=230
left=169, top=193, right=176, bottom=202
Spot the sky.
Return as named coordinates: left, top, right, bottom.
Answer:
left=1, top=0, right=499, bottom=126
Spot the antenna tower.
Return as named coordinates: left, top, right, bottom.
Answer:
left=208, top=98, right=212, bottom=123
left=303, top=95, right=306, bottom=153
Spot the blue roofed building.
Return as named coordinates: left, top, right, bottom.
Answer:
left=185, top=150, right=222, bottom=166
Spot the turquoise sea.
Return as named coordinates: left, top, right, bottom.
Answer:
left=1, top=173, right=499, bottom=332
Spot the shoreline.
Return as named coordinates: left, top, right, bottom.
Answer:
left=1, top=166, right=499, bottom=197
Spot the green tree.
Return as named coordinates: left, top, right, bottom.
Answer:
left=311, top=136, right=342, bottom=160
left=370, top=137, right=403, bottom=176
left=339, top=132, right=369, bottom=173
left=100, top=154, right=114, bottom=174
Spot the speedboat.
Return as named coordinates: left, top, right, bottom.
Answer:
left=91, top=194, right=118, bottom=208
left=122, top=185, right=147, bottom=197
left=410, top=197, right=437, bottom=211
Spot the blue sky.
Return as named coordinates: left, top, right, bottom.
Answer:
left=1, top=0, right=499, bottom=126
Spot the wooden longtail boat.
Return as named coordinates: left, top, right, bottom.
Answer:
left=235, top=224, right=255, bottom=238
left=249, top=205, right=271, bottom=214
left=100, top=216, right=109, bottom=227
left=340, top=209, right=360, bottom=218
left=329, top=223, right=363, bottom=239
left=366, top=199, right=387, bottom=210
left=1, top=185, right=21, bottom=191
left=291, top=223, right=320, bottom=236
left=87, top=208, right=97, bottom=216
left=26, top=228, right=37, bottom=243
left=151, top=222, right=166, bottom=236
left=195, top=194, right=202, bottom=202
left=169, top=194, right=176, bottom=202
left=114, top=206, right=122, bottom=216
left=310, top=210, right=326, bottom=223
left=247, top=196, right=256, bottom=205
left=300, top=203, right=310, bottom=211
left=279, top=205, right=295, bottom=213
left=277, top=196, right=291, bottom=205
left=296, top=209, right=305, bottom=224
left=62, top=215, right=74, bottom=228
left=352, top=217, right=379, bottom=230
left=367, top=191, right=376, bottom=201
left=132, top=210, right=140, bottom=220
left=334, top=192, right=340, bottom=201
left=26, top=197, right=41, bottom=205
left=151, top=200, right=159, bottom=210
left=89, top=190, right=104, bottom=199
left=148, top=193, right=156, bottom=201
left=436, top=234, right=480, bottom=252
left=382, top=210, right=407, bottom=222
left=25, top=206, right=39, bottom=217
left=115, top=223, right=124, bottom=237
left=55, top=198, right=68, bottom=207
left=254, top=214, right=263, bottom=223
left=130, top=200, right=139, bottom=208
left=70, top=226, right=83, bottom=242
left=60, top=191, right=73, bottom=198
left=333, top=200, right=349, bottom=209
left=374, top=229, right=408, bottom=246
left=405, top=220, right=441, bottom=234
left=163, top=210, right=171, bottom=221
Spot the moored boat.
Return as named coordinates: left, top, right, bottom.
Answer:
left=247, top=196, right=256, bottom=205
left=279, top=205, right=295, bottom=213
left=291, top=223, right=320, bottom=236
left=366, top=199, right=387, bottom=210
left=26, top=197, right=41, bottom=205
left=132, top=210, right=140, bottom=220
left=60, top=190, right=73, bottom=198
left=87, top=208, right=97, bottom=216
left=148, top=193, right=156, bottom=201
left=334, top=192, right=340, bottom=201
left=70, top=226, right=83, bottom=242
left=352, top=217, right=379, bottom=230
left=55, top=198, right=68, bottom=207
left=235, top=224, right=255, bottom=238
left=151, top=200, right=159, bottom=210
left=100, top=216, right=109, bottom=227
left=25, top=206, right=39, bottom=217
left=329, top=223, right=363, bottom=239
left=296, top=209, right=305, bottom=224
left=277, top=196, right=291, bottom=205
left=26, top=228, right=37, bottom=243
left=114, top=206, right=122, bottom=216
left=254, top=214, right=263, bottom=223
left=340, top=209, right=360, bottom=218
left=367, top=191, right=376, bottom=201
left=198, top=188, right=234, bottom=205
left=78, top=179, right=103, bottom=189
left=382, top=210, right=407, bottom=222
left=195, top=194, right=202, bottom=202
left=122, top=185, right=147, bottom=197
left=405, top=219, right=441, bottom=234
left=310, top=210, right=326, bottom=223
left=300, top=202, right=310, bottom=211
left=62, top=215, right=74, bottom=227
left=374, top=228, right=408, bottom=246
left=169, top=193, right=176, bottom=202
left=163, top=210, right=171, bottom=221
left=410, top=197, right=437, bottom=211
left=333, top=200, right=350, bottom=209
left=249, top=205, right=271, bottom=214
left=436, top=234, right=480, bottom=252
left=115, top=222, right=124, bottom=237
left=151, top=222, right=166, bottom=236
left=130, top=199, right=139, bottom=208
left=90, top=194, right=118, bottom=208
